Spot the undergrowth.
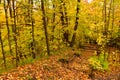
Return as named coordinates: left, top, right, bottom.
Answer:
left=88, top=52, right=109, bottom=71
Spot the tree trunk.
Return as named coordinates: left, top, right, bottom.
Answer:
left=31, top=0, right=36, bottom=59
left=4, top=0, right=13, bottom=56
left=51, top=0, right=56, bottom=41
left=0, top=23, right=7, bottom=70
left=103, top=0, right=107, bottom=35
left=7, top=0, right=12, bottom=18
left=52, top=0, right=56, bottom=32
left=107, top=0, right=112, bottom=31
left=41, top=0, right=50, bottom=55
left=59, top=0, right=69, bottom=44
left=111, top=0, right=114, bottom=34
left=60, top=0, right=68, bottom=27
left=12, top=0, right=18, bottom=67
left=70, top=0, right=80, bottom=47
left=60, top=0, right=65, bottom=26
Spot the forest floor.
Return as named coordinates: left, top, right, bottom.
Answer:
left=0, top=45, right=120, bottom=80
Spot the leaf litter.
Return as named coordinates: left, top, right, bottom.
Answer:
left=0, top=46, right=120, bottom=80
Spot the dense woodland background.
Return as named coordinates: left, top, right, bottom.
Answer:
left=0, top=0, right=120, bottom=77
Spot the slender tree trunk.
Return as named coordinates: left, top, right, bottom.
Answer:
left=59, top=0, right=69, bottom=27
left=41, top=0, right=50, bottom=55
left=0, top=23, right=7, bottom=70
left=51, top=0, right=57, bottom=41
left=7, top=0, right=12, bottom=18
left=103, top=0, right=110, bottom=60
left=4, top=0, right=13, bottom=56
left=59, top=0, right=69, bottom=44
left=60, top=0, right=68, bottom=27
left=102, top=0, right=107, bottom=60
left=107, top=0, right=112, bottom=30
left=52, top=0, right=56, bottom=31
left=111, top=0, right=114, bottom=33
left=103, top=0, right=107, bottom=35
left=60, top=0, right=65, bottom=26
left=118, top=21, right=120, bottom=32
left=64, top=3, right=68, bottom=27
left=31, top=0, right=36, bottom=59
left=28, top=0, right=31, bottom=22
left=70, top=0, right=80, bottom=47
left=63, top=1, right=69, bottom=44
left=12, top=0, right=18, bottom=67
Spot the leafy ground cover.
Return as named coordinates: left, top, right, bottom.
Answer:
left=0, top=45, right=120, bottom=80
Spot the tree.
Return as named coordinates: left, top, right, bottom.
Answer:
left=51, top=0, right=56, bottom=41
left=70, top=0, right=80, bottom=47
left=111, top=0, right=115, bottom=32
left=12, top=0, right=18, bottom=67
left=41, top=0, right=50, bottom=55
left=3, top=0, right=13, bottom=56
left=59, top=0, right=70, bottom=44
left=0, top=23, right=7, bottom=70
left=30, top=0, right=36, bottom=59
left=7, top=0, right=12, bottom=18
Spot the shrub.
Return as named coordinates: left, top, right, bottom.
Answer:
left=88, top=53, right=109, bottom=71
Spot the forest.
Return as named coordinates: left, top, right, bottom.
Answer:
left=0, top=0, right=120, bottom=79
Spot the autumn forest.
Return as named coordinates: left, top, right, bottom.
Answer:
left=0, top=0, right=120, bottom=79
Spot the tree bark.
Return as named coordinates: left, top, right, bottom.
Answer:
left=59, top=0, right=69, bottom=44
left=7, top=0, right=12, bottom=18
left=60, top=0, right=65, bottom=26
left=103, top=0, right=107, bottom=35
left=107, top=0, right=112, bottom=31
left=111, top=0, right=114, bottom=33
left=60, top=0, right=68, bottom=27
left=12, top=0, right=18, bottom=67
left=31, top=0, right=36, bottom=59
left=70, top=0, right=80, bottom=47
left=0, top=23, right=7, bottom=70
left=41, top=0, right=50, bottom=55
left=4, top=0, right=13, bottom=56
left=51, top=0, right=56, bottom=41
